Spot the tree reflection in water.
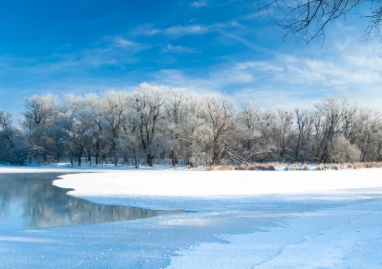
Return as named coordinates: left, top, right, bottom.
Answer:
left=0, top=173, right=165, bottom=231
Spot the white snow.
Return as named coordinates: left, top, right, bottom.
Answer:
left=167, top=201, right=382, bottom=269
left=1, top=168, right=382, bottom=268
left=54, top=169, right=382, bottom=198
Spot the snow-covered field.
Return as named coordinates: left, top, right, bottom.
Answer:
left=1, top=167, right=382, bottom=268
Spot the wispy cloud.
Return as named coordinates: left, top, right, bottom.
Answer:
left=145, top=37, right=382, bottom=110
left=191, top=1, right=209, bottom=7
left=218, top=30, right=274, bottom=53
left=0, top=35, right=151, bottom=77
left=112, top=37, right=140, bottom=48
left=230, top=20, right=244, bottom=28
left=144, top=28, right=162, bottom=36
left=235, top=61, right=283, bottom=72
left=132, top=22, right=238, bottom=37
left=151, top=69, right=219, bottom=94
left=161, top=44, right=199, bottom=53
left=133, top=25, right=208, bottom=36
left=149, top=68, right=314, bottom=110
left=272, top=53, right=382, bottom=89
left=165, top=25, right=208, bottom=35
left=150, top=59, right=283, bottom=93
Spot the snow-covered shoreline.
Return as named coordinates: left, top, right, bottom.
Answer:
left=2, top=166, right=382, bottom=199
left=51, top=169, right=382, bottom=199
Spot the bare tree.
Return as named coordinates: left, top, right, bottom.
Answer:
left=22, top=94, right=57, bottom=163
left=102, top=91, right=128, bottom=166
left=274, top=108, right=294, bottom=160
left=0, top=110, right=27, bottom=165
left=202, top=96, right=236, bottom=166
left=256, top=0, right=382, bottom=45
left=6, top=89, right=380, bottom=167
left=293, top=109, right=312, bottom=161
left=128, top=84, right=166, bottom=166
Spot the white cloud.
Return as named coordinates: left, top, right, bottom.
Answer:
left=273, top=53, right=382, bottom=89
left=151, top=69, right=219, bottom=94
left=137, top=25, right=208, bottom=36
left=231, top=88, right=316, bottom=110
left=165, top=25, right=208, bottom=35
left=133, top=22, right=230, bottom=37
left=145, top=38, right=382, bottom=110
left=113, top=37, right=139, bottom=48
left=150, top=60, right=283, bottom=94
left=0, top=35, right=151, bottom=76
left=230, top=20, right=244, bottom=28
left=235, top=61, right=283, bottom=72
left=161, top=44, right=199, bottom=53
left=144, top=28, right=162, bottom=36
left=191, top=1, right=209, bottom=7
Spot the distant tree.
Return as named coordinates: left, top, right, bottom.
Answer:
left=274, top=108, right=294, bottom=160
left=0, top=110, right=28, bottom=165
left=202, top=96, right=236, bottom=166
left=128, top=84, right=167, bottom=166
left=22, top=94, right=57, bottom=163
left=101, top=91, right=128, bottom=166
left=7, top=87, right=382, bottom=167
left=330, top=137, right=361, bottom=163
left=165, top=88, right=188, bottom=166
left=293, top=109, right=312, bottom=161
left=236, top=101, right=263, bottom=163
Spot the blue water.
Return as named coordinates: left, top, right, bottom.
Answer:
left=0, top=173, right=166, bottom=231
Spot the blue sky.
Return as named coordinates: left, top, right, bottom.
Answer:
left=0, top=0, right=381, bottom=120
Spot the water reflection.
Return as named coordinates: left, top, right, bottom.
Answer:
left=0, top=173, right=166, bottom=231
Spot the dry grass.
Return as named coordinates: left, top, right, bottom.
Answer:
left=207, top=161, right=382, bottom=171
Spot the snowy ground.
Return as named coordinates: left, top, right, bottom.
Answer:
left=1, top=168, right=382, bottom=268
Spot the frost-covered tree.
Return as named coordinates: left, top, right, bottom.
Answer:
left=22, top=94, right=58, bottom=163
left=293, top=109, right=313, bottom=161
left=128, top=84, right=167, bottom=166
left=236, top=102, right=261, bottom=163
left=3, top=87, right=380, bottom=167
left=101, top=91, right=128, bottom=166
left=0, top=110, right=27, bottom=165
left=274, top=108, right=294, bottom=160
left=330, top=137, right=361, bottom=163
left=202, top=96, right=236, bottom=166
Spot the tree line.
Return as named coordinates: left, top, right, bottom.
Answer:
left=1, top=84, right=381, bottom=166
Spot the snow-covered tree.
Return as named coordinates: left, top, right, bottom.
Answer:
left=127, top=84, right=167, bottom=166
left=0, top=110, right=28, bottom=165
left=2, top=87, right=380, bottom=166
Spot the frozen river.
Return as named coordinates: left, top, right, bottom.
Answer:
left=0, top=170, right=382, bottom=268
left=0, top=173, right=180, bottom=231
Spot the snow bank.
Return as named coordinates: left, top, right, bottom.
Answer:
left=54, top=169, right=382, bottom=198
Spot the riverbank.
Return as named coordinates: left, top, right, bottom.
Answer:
left=53, top=169, right=382, bottom=202
left=208, top=161, right=382, bottom=171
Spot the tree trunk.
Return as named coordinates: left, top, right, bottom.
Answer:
left=77, top=149, right=83, bottom=166
left=95, top=141, right=100, bottom=165
left=147, top=153, right=153, bottom=166
left=170, top=149, right=178, bottom=166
